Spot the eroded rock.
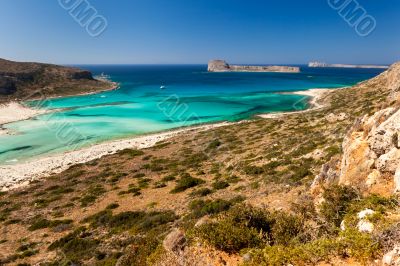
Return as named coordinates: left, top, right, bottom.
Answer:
left=383, top=245, right=400, bottom=265
left=163, top=229, right=186, bottom=254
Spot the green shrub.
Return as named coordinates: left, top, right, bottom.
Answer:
left=191, top=205, right=308, bottom=254
left=271, top=212, right=303, bottom=245
left=49, top=228, right=99, bottom=263
left=212, top=180, right=229, bottom=190
left=248, top=229, right=380, bottom=265
left=161, top=175, right=176, bottom=182
left=320, top=185, right=359, bottom=227
left=117, top=149, right=144, bottom=157
left=80, top=185, right=106, bottom=207
left=28, top=217, right=73, bottom=231
left=190, top=188, right=212, bottom=197
left=105, top=203, right=119, bottom=210
left=189, top=199, right=233, bottom=218
left=207, top=139, right=222, bottom=150
left=193, top=220, right=266, bottom=253
left=133, top=173, right=146, bottom=178
left=170, top=174, right=205, bottom=193
left=138, top=178, right=151, bottom=188
left=83, top=210, right=177, bottom=233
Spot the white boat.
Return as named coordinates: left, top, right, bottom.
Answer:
left=160, top=85, right=166, bottom=90
left=96, top=72, right=111, bottom=80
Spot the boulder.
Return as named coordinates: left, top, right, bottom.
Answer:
left=326, top=113, right=348, bottom=123
left=163, top=229, right=186, bottom=254
left=356, top=209, right=375, bottom=233
left=366, top=169, right=381, bottom=187
left=376, top=148, right=400, bottom=174
left=382, top=245, right=400, bottom=265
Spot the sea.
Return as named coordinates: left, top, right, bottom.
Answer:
left=0, top=65, right=385, bottom=164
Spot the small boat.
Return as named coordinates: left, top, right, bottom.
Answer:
left=160, top=85, right=166, bottom=90
left=97, top=72, right=111, bottom=80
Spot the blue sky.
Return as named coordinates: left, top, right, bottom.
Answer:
left=0, top=0, right=399, bottom=64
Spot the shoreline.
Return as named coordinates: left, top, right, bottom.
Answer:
left=257, top=88, right=334, bottom=119
left=0, top=102, right=48, bottom=135
left=0, top=79, right=120, bottom=135
left=0, top=87, right=332, bottom=191
left=0, top=121, right=235, bottom=191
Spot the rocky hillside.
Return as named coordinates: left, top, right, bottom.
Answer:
left=0, top=62, right=399, bottom=265
left=0, top=58, right=114, bottom=102
left=313, top=63, right=400, bottom=195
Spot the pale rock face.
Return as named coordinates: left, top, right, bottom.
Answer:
left=366, top=169, right=381, bottom=187
left=163, top=229, right=186, bottom=254
left=356, top=209, right=375, bottom=233
left=376, top=148, right=400, bottom=174
left=326, top=113, right=348, bottom=123
left=362, top=108, right=397, bottom=135
left=368, top=107, right=400, bottom=155
left=340, top=220, right=346, bottom=231
left=394, top=166, right=400, bottom=193
left=317, top=63, right=400, bottom=194
left=357, top=220, right=374, bottom=233
left=194, top=216, right=210, bottom=227
left=382, top=245, right=400, bottom=265
left=339, top=130, right=375, bottom=186
left=357, top=209, right=375, bottom=219
left=338, top=107, right=400, bottom=192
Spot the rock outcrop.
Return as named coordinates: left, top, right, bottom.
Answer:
left=313, top=62, right=400, bottom=194
left=0, top=58, right=113, bottom=102
left=208, top=60, right=300, bottom=73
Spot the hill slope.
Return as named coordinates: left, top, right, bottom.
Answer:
left=0, top=58, right=114, bottom=102
left=0, top=62, right=400, bottom=265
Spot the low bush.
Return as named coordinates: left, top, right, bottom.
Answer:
left=83, top=209, right=177, bottom=233
left=190, top=188, right=212, bottom=197
left=212, top=180, right=229, bottom=190
left=193, top=220, right=265, bottom=253
left=189, top=199, right=233, bottom=218
left=117, top=149, right=144, bottom=158
left=191, top=205, right=305, bottom=253
left=28, top=217, right=73, bottom=231
left=48, top=227, right=99, bottom=263
left=170, top=174, right=205, bottom=193
left=320, top=185, right=359, bottom=227
left=248, top=229, right=380, bottom=265
left=80, top=185, right=106, bottom=207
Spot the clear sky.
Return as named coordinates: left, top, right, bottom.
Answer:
left=1, top=0, right=399, bottom=65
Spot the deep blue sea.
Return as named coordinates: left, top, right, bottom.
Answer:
left=0, top=65, right=384, bottom=164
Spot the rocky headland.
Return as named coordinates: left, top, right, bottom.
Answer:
left=0, top=58, right=116, bottom=103
left=208, top=60, right=300, bottom=73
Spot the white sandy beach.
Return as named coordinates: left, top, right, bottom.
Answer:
left=257, top=88, right=332, bottom=119
left=0, top=102, right=46, bottom=125
left=0, top=102, right=47, bottom=135
left=0, top=88, right=331, bottom=191
left=0, top=121, right=235, bottom=191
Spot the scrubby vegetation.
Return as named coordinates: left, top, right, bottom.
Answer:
left=170, top=173, right=205, bottom=193
left=189, top=187, right=399, bottom=265
left=1, top=69, right=399, bottom=265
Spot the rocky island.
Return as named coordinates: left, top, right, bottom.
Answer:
left=309, top=61, right=389, bottom=69
left=0, top=58, right=116, bottom=103
left=208, top=60, right=300, bottom=73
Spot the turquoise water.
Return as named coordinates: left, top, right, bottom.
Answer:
left=0, top=65, right=384, bottom=164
